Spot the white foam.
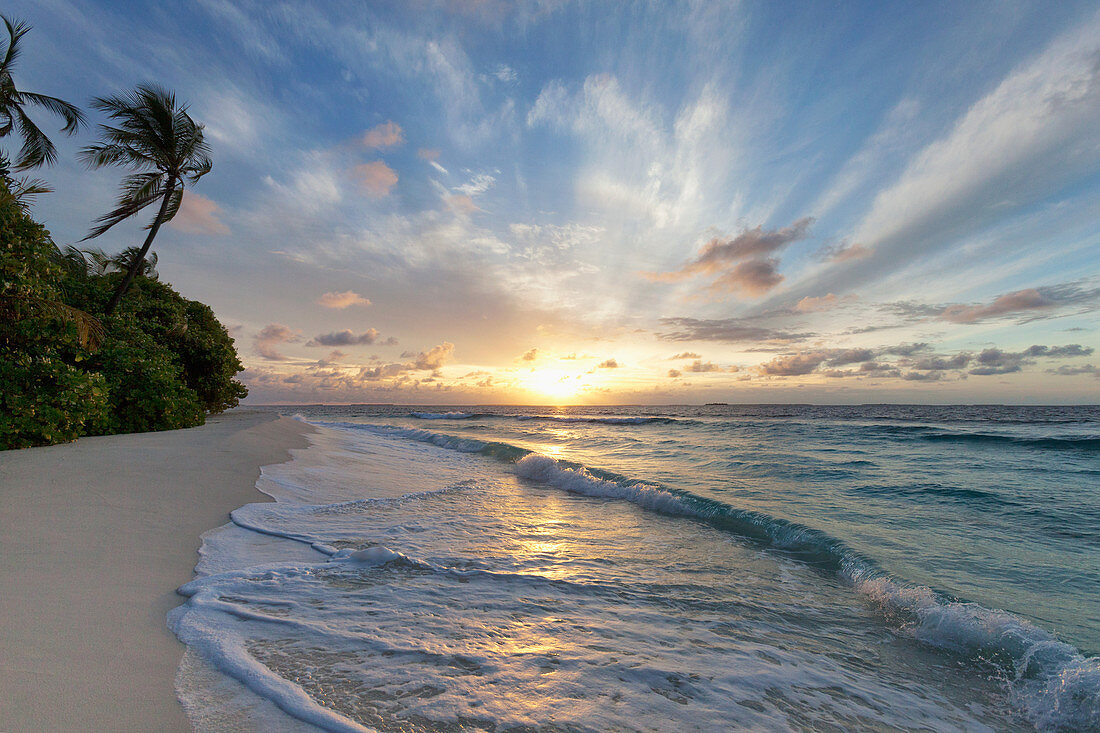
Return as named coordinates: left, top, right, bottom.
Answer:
left=331, top=545, right=412, bottom=567
left=859, top=577, right=1100, bottom=728
left=514, top=454, right=690, bottom=516
left=168, top=593, right=373, bottom=733
left=409, top=411, right=474, bottom=419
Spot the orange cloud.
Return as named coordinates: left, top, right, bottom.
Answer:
left=169, top=191, right=229, bottom=235
left=795, top=293, right=857, bottom=312
left=317, top=291, right=371, bottom=309
left=940, top=289, right=1054, bottom=323
left=355, top=161, right=398, bottom=197
left=444, top=193, right=478, bottom=214
left=362, top=121, right=404, bottom=149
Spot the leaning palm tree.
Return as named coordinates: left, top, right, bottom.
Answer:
left=79, top=84, right=211, bottom=315
left=109, top=246, right=159, bottom=279
left=0, top=15, right=85, bottom=169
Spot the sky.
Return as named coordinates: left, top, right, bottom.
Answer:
left=8, top=0, right=1100, bottom=404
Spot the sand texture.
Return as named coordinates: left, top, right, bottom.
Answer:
left=0, top=409, right=311, bottom=732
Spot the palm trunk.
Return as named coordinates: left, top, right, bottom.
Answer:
left=103, top=178, right=176, bottom=316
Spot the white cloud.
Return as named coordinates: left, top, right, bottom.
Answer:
left=779, top=14, right=1100, bottom=305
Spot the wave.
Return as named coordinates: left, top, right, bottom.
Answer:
left=862, top=423, right=1100, bottom=450
left=920, top=432, right=1100, bottom=450
left=516, top=414, right=684, bottom=425
left=404, top=412, right=686, bottom=425
left=329, top=420, right=1100, bottom=728
left=409, top=411, right=481, bottom=419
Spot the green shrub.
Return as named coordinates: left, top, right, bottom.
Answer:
left=85, top=314, right=206, bottom=435
left=0, top=181, right=110, bottom=447
left=0, top=353, right=108, bottom=448
left=0, top=177, right=247, bottom=449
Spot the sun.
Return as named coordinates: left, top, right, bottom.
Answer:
left=521, top=370, right=580, bottom=403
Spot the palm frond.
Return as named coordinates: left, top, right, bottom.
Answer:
left=0, top=294, right=105, bottom=351
left=109, top=246, right=158, bottom=278
left=0, top=16, right=30, bottom=75
left=13, top=104, right=56, bottom=169
left=7, top=173, right=50, bottom=208
left=82, top=181, right=166, bottom=239
left=17, top=91, right=85, bottom=133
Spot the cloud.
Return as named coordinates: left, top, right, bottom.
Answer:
left=794, top=293, right=856, bottom=312
left=306, top=328, right=381, bottom=347
left=940, top=288, right=1055, bottom=323
left=708, top=258, right=784, bottom=297
left=362, top=121, right=405, bottom=148
left=686, top=360, right=722, bottom=372
left=355, top=161, right=399, bottom=196
left=645, top=218, right=813, bottom=297
left=444, top=193, right=479, bottom=214
left=419, top=148, right=448, bottom=174
left=598, top=358, right=619, bottom=369
left=169, top=192, right=230, bottom=235
left=967, top=344, right=1092, bottom=375
left=353, top=342, right=456, bottom=382
left=880, top=342, right=931, bottom=356
left=826, top=348, right=875, bottom=366
left=254, top=324, right=299, bottom=361
left=316, top=350, right=346, bottom=366
left=491, top=64, right=517, bottom=82
left=1047, top=364, right=1098, bottom=376
left=910, top=353, right=972, bottom=370
left=667, top=369, right=682, bottom=378
left=937, top=284, right=1100, bottom=324
left=657, top=317, right=812, bottom=344
left=316, top=291, right=371, bottom=309
left=414, top=342, right=456, bottom=370
left=1026, top=344, right=1094, bottom=357
left=782, top=18, right=1100, bottom=302
left=822, top=243, right=870, bottom=262
left=455, top=173, right=496, bottom=197
left=757, top=352, right=830, bottom=376
left=521, top=347, right=539, bottom=361
left=669, top=352, right=701, bottom=360
left=968, top=348, right=1025, bottom=376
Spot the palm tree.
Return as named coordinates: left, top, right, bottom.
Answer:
left=79, top=84, right=211, bottom=315
left=0, top=15, right=85, bottom=169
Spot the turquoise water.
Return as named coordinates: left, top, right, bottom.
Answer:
left=172, top=404, right=1099, bottom=731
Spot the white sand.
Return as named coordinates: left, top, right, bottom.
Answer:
left=0, top=409, right=312, bottom=732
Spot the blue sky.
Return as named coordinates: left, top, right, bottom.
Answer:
left=9, top=0, right=1100, bottom=403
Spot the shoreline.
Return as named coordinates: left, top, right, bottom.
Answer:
left=0, top=409, right=312, bottom=732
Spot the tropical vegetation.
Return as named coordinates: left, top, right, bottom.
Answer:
left=0, top=15, right=246, bottom=450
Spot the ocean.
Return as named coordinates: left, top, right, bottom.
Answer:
left=170, top=404, right=1100, bottom=731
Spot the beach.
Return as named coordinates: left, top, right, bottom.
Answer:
left=0, top=409, right=311, bottom=732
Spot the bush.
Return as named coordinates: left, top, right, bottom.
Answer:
left=0, top=353, right=108, bottom=448
left=83, top=313, right=206, bottom=435
left=0, top=181, right=110, bottom=447
left=0, top=178, right=247, bottom=449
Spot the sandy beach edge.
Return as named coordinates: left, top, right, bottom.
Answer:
left=0, top=408, right=313, bottom=732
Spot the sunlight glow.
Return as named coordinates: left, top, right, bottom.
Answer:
left=521, top=370, right=581, bottom=403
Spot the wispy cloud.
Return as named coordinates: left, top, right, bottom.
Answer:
left=644, top=219, right=813, bottom=297
left=317, top=291, right=372, bottom=309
